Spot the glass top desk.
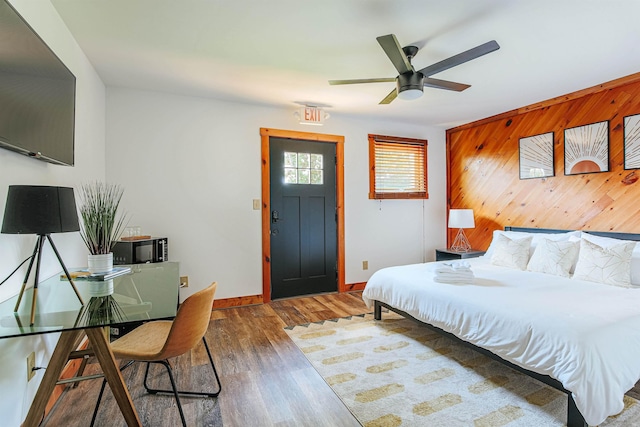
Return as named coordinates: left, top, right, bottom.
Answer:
left=0, top=262, right=179, bottom=427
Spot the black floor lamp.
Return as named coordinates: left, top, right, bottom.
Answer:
left=2, top=185, right=84, bottom=325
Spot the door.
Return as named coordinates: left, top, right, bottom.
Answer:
left=269, top=137, right=337, bottom=299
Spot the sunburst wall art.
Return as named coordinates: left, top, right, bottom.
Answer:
left=519, top=132, right=554, bottom=179
left=564, top=120, right=609, bottom=175
left=624, top=114, right=640, bottom=170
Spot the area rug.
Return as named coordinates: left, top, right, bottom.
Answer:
left=284, top=312, right=640, bottom=427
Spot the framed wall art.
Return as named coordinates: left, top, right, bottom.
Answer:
left=624, top=113, right=640, bottom=169
left=564, top=120, right=609, bottom=175
left=519, top=132, right=554, bottom=179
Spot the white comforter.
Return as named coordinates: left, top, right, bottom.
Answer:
left=362, top=257, right=640, bottom=426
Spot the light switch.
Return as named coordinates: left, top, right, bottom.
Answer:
left=252, top=199, right=260, bottom=210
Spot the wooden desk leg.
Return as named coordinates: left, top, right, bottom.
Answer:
left=85, top=328, right=142, bottom=427
left=23, top=330, right=83, bottom=427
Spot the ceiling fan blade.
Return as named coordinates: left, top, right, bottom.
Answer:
left=379, top=88, right=398, bottom=104
left=376, top=34, right=413, bottom=75
left=423, top=77, right=471, bottom=92
left=417, top=40, right=500, bottom=77
left=329, top=78, right=395, bottom=85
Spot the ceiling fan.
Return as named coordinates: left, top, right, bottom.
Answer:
left=329, top=34, right=500, bottom=104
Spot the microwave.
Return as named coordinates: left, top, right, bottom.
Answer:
left=113, top=237, right=168, bottom=265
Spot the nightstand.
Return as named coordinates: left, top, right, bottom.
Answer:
left=435, top=248, right=486, bottom=261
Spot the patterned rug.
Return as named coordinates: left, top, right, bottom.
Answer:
left=284, top=312, right=640, bottom=427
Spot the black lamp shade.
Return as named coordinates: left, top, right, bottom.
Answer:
left=2, top=185, right=80, bottom=234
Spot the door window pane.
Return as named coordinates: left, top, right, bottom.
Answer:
left=283, top=152, right=324, bottom=185
left=298, top=153, right=310, bottom=169
left=284, top=152, right=297, bottom=168
left=311, top=170, right=323, bottom=184
left=284, top=168, right=298, bottom=184
left=298, top=169, right=310, bottom=184
left=310, top=154, right=323, bottom=170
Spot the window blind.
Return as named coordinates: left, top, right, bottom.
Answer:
left=369, top=134, right=428, bottom=199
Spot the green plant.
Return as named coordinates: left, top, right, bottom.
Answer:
left=78, top=182, right=128, bottom=255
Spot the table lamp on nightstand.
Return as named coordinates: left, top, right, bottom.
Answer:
left=448, top=209, right=475, bottom=252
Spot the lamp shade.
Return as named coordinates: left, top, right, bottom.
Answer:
left=2, top=185, right=79, bottom=234
left=448, top=209, right=475, bottom=229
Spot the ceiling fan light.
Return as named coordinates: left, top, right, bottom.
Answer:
left=398, top=88, right=423, bottom=100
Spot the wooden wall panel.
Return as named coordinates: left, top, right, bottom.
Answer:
left=446, top=72, right=640, bottom=250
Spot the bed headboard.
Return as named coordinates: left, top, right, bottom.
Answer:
left=504, top=226, right=640, bottom=242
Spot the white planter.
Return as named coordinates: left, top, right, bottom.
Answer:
left=88, top=279, right=114, bottom=297
left=87, top=253, right=113, bottom=274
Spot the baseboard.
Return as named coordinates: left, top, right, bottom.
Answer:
left=343, top=282, right=366, bottom=291
left=212, top=294, right=263, bottom=309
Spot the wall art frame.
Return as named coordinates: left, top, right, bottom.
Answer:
left=624, top=113, right=640, bottom=170
left=564, top=120, right=609, bottom=175
left=519, top=131, right=555, bottom=179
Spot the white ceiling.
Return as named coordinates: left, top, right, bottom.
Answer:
left=50, top=0, right=640, bottom=128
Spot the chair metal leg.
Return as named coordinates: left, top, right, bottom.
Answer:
left=90, top=379, right=108, bottom=427
left=143, top=337, right=222, bottom=397
left=90, top=360, right=135, bottom=427
left=157, top=360, right=187, bottom=427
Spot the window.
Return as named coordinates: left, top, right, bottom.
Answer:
left=284, top=151, right=324, bottom=185
left=368, top=134, right=428, bottom=199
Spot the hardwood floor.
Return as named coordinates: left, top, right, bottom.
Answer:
left=40, top=290, right=640, bottom=426
left=42, top=291, right=369, bottom=427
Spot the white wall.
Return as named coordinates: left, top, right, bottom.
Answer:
left=106, top=87, right=447, bottom=301
left=0, top=3, right=447, bottom=422
left=0, top=1, right=105, bottom=424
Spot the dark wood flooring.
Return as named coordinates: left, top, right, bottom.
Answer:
left=42, top=292, right=369, bottom=427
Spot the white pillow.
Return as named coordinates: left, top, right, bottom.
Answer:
left=527, top=238, right=580, bottom=277
left=582, top=233, right=640, bottom=286
left=572, top=238, right=635, bottom=287
left=485, top=230, right=579, bottom=258
left=490, top=234, right=532, bottom=270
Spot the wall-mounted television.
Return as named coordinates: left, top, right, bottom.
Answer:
left=0, top=0, right=76, bottom=166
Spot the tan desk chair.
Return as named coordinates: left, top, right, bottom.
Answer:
left=91, top=282, right=221, bottom=427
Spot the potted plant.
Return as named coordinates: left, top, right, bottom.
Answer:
left=78, top=182, right=128, bottom=273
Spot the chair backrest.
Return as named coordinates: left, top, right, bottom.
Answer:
left=158, top=282, right=216, bottom=360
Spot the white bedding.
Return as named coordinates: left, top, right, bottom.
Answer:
left=362, top=257, right=640, bottom=426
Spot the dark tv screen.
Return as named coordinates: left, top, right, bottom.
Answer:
left=0, top=0, right=76, bottom=166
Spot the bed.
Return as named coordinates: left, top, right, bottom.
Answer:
left=362, top=227, right=640, bottom=427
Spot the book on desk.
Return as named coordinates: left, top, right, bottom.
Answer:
left=61, top=266, right=131, bottom=281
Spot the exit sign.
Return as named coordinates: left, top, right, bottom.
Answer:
left=297, top=106, right=329, bottom=125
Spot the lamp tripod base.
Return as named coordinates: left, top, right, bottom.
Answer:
left=14, top=234, right=84, bottom=326
left=450, top=228, right=472, bottom=252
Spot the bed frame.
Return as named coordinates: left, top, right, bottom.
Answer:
left=373, top=226, right=640, bottom=427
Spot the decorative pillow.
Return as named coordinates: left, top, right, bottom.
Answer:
left=572, top=238, right=635, bottom=287
left=582, top=233, right=640, bottom=286
left=526, top=238, right=579, bottom=277
left=484, top=230, right=579, bottom=258
left=490, top=234, right=533, bottom=270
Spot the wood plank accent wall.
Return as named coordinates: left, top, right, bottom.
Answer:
left=446, top=72, right=640, bottom=250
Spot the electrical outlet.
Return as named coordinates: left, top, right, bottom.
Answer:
left=180, top=276, right=189, bottom=288
left=27, top=352, right=35, bottom=382
left=362, top=260, right=369, bottom=270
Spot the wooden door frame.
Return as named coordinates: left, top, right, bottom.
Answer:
left=260, top=127, right=345, bottom=303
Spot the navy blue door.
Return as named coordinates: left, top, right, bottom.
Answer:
left=269, top=137, right=337, bottom=299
